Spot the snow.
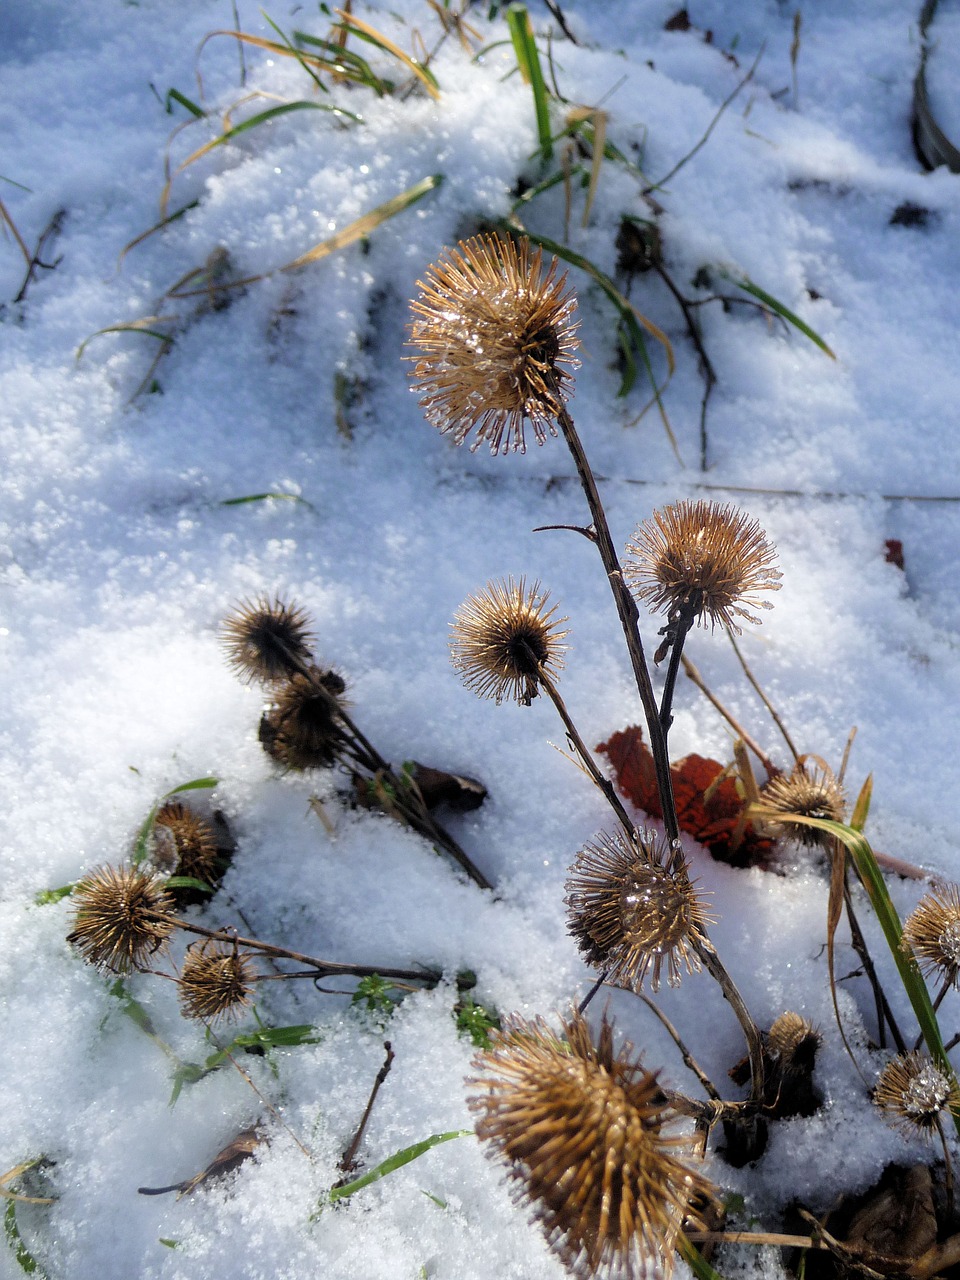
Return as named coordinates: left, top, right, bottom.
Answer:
left=2, top=0, right=960, bottom=1276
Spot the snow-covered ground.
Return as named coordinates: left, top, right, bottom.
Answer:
left=3, top=1, right=960, bottom=1276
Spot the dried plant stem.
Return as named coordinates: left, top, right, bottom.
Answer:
left=172, top=917, right=439, bottom=985
left=935, top=1113, right=955, bottom=1216
left=681, top=654, right=777, bottom=776
left=658, top=607, right=697, bottom=739
left=632, top=988, right=722, bottom=1102
left=726, top=627, right=800, bottom=762
left=843, top=878, right=907, bottom=1054
left=550, top=391, right=680, bottom=844
left=686, top=1230, right=827, bottom=1251
left=549, top=386, right=765, bottom=1114
left=691, top=934, right=765, bottom=1106
left=336, top=1040, right=395, bottom=1181
left=275, top=639, right=492, bottom=890
left=539, top=672, right=635, bottom=836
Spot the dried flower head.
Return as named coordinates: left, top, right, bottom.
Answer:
left=624, top=501, right=781, bottom=633
left=902, top=883, right=960, bottom=986
left=468, top=1010, right=717, bottom=1280
left=874, top=1051, right=960, bottom=1136
left=565, top=829, right=713, bottom=992
left=450, top=577, right=568, bottom=706
left=758, top=760, right=846, bottom=848
left=221, top=596, right=314, bottom=684
left=408, top=233, right=580, bottom=455
left=767, top=1012, right=821, bottom=1075
left=67, top=864, right=176, bottom=974
left=178, top=939, right=255, bottom=1023
left=153, top=802, right=220, bottom=884
left=258, top=668, right=348, bottom=770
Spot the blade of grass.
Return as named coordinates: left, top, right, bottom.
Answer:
left=162, top=99, right=361, bottom=217
left=219, top=491, right=316, bottom=510
left=75, top=318, right=177, bottom=362
left=333, top=9, right=440, bottom=99
left=165, top=88, right=205, bottom=118
left=132, top=776, right=219, bottom=865
left=294, top=30, right=392, bottom=94
left=506, top=4, right=552, bottom=160
left=118, top=200, right=200, bottom=268
left=720, top=271, right=836, bottom=359
left=0, top=199, right=32, bottom=270
left=4, top=1201, right=48, bottom=1277
left=260, top=9, right=329, bottom=93
left=751, top=808, right=960, bottom=1137
left=326, top=1130, right=471, bottom=1202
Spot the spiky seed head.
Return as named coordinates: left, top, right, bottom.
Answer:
left=67, top=864, right=176, bottom=974
left=258, top=668, right=347, bottom=770
left=178, top=940, right=255, bottom=1023
left=450, top=577, right=568, bottom=706
left=565, top=829, right=713, bottom=993
left=767, top=1012, right=821, bottom=1076
left=407, top=233, right=580, bottom=455
left=902, top=883, right=960, bottom=986
left=758, top=760, right=846, bottom=848
left=874, top=1051, right=960, bottom=1136
left=221, top=596, right=314, bottom=684
left=153, top=802, right=219, bottom=884
left=624, top=501, right=781, bottom=633
left=468, top=1010, right=717, bottom=1280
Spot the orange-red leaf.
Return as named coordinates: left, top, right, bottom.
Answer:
left=597, top=725, right=774, bottom=868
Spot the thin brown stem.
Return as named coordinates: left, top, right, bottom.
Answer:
left=727, top=627, right=800, bottom=762
left=539, top=672, right=635, bottom=837
left=691, top=934, right=766, bottom=1108
left=632, top=988, right=722, bottom=1101
left=843, top=879, right=907, bottom=1054
left=336, top=1041, right=395, bottom=1181
left=681, top=654, right=778, bottom=776
left=550, top=392, right=680, bottom=844
left=172, top=917, right=440, bottom=984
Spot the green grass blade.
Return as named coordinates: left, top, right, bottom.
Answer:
left=164, top=876, right=214, bottom=894
left=721, top=272, right=836, bottom=359
left=219, top=492, right=316, bottom=511
left=680, top=1237, right=730, bottom=1280
left=327, top=1131, right=471, bottom=1202
left=260, top=10, right=329, bottom=94
left=34, top=884, right=74, bottom=906
left=4, top=1201, right=47, bottom=1277
left=758, top=812, right=960, bottom=1138
left=165, top=88, right=205, bottom=118
left=506, top=4, right=552, bottom=161
left=165, top=777, right=219, bottom=795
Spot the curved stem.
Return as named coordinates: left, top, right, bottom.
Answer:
left=691, top=934, right=766, bottom=1107
left=658, top=607, right=696, bottom=742
left=632, top=987, right=722, bottom=1101
left=539, top=673, right=635, bottom=836
left=727, top=627, right=799, bottom=763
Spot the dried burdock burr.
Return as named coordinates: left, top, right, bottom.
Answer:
left=153, top=802, right=220, bottom=885
left=757, top=759, right=846, bottom=848
left=468, top=1009, right=717, bottom=1280
left=565, top=829, right=713, bottom=992
left=625, top=501, right=781, bottom=635
left=407, top=233, right=580, bottom=455
left=901, top=882, right=960, bottom=987
left=67, top=864, right=176, bottom=974
left=873, top=1051, right=960, bottom=1136
left=450, top=576, right=568, bottom=707
left=258, top=668, right=348, bottom=770
left=178, top=939, right=255, bottom=1024
left=221, top=595, right=314, bottom=684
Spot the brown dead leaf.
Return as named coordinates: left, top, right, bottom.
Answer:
left=597, top=725, right=774, bottom=868
left=138, top=1126, right=262, bottom=1199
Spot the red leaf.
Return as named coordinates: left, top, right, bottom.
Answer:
left=597, top=725, right=774, bottom=868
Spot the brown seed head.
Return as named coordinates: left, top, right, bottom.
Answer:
left=874, top=1051, right=960, bottom=1136
left=178, top=939, right=255, bottom=1023
left=153, top=802, right=220, bottom=884
left=67, top=864, right=176, bottom=974
left=221, top=596, right=314, bottom=684
left=767, top=1012, right=821, bottom=1076
left=624, top=501, right=781, bottom=632
left=902, top=882, right=960, bottom=985
left=468, top=1010, right=717, bottom=1280
left=258, top=668, right=348, bottom=770
left=758, top=760, right=846, bottom=848
left=408, top=233, right=580, bottom=455
left=565, top=829, right=713, bottom=993
left=450, top=577, right=568, bottom=706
